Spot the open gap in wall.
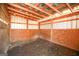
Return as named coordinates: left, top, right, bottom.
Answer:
left=10, top=16, right=27, bottom=29
left=28, top=20, right=38, bottom=29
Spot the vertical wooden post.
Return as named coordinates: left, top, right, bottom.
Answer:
left=38, top=22, right=40, bottom=29
left=71, top=18, right=72, bottom=29
left=76, top=15, right=77, bottom=29
left=9, top=14, right=11, bottom=42
left=27, top=19, right=28, bottom=29
left=51, top=20, right=53, bottom=41
left=38, top=22, right=40, bottom=36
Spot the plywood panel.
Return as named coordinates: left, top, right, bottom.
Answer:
left=51, top=29, right=79, bottom=51
left=10, top=29, right=29, bottom=42
left=29, top=30, right=39, bottom=39
left=40, top=29, right=79, bottom=51
left=40, top=29, right=51, bottom=40
left=10, top=29, right=39, bottom=42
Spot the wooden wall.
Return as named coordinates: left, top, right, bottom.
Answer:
left=40, top=29, right=51, bottom=40
left=40, top=29, right=79, bottom=51
left=51, top=29, right=79, bottom=51
left=10, top=29, right=39, bottom=42
left=0, top=4, right=10, bottom=55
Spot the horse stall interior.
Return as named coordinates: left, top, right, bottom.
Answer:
left=0, top=3, right=79, bottom=56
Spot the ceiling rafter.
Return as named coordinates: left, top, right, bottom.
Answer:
left=25, top=3, right=52, bottom=16
left=38, top=3, right=64, bottom=22
left=38, top=3, right=75, bottom=22
left=7, top=3, right=79, bottom=23
left=7, top=7, right=40, bottom=20
left=9, top=11, right=38, bottom=21
left=53, top=11, right=79, bottom=20
left=8, top=8, right=38, bottom=21
left=9, top=11, right=29, bottom=19
left=8, top=4, right=45, bottom=19
left=8, top=6, right=41, bottom=19
left=40, top=18, right=79, bottom=25
left=24, top=4, right=49, bottom=17
left=8, top=3, right=46, bottom=18
left=9, top=10, right=38, bottom=21
left=40, top=11, right=79, bottom=23
left=10, top=13, right=34, bottom=21
left=17, top=3, right=47, bottom=18
left=45, top=3, right=63, bottom=15
left=66, top=3, right=73, bottom=12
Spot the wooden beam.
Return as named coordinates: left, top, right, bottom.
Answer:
left=38, top=22, right=40, bottom=35
left=9, top=12, right=33, bottom=21
left=11, top=22, right=26, bottom=24
left=11, top=22, right=38, bottom=25
left=66, top=3, right=73, bottom=29
left=39, top=4, right=79, bottom=22
left=40, top=18, right=79, bottom=25
left=38, top=15, right=55, bottom=22
left=38, top=22, right=40, bottom=29
left=66, top=3, right=73, bottom=12
left=7, top=6, right=43, bottom=19
left=9, top=11, right=38, bottom=21
left=9, top=13, right=27, bottom=20
left=38, top=3, right=64, bottom=22
left=8, top=4, right=44, bottom=19
left=45, top=3, right=62, bottom=15
left=8, top=3, right=46, bottom=18
left=9, top=10, right=38, bottom=21
left=27, top=19, right=28, bottom=29
left=7, top=6, right=40, bottom=20
left=40, top=11, right=79, bottom=23
left=8, top=4, right=45, bottom=19
left=25, top=3, right=52, bottom=16
left=28, top=24, right=38, bottom=25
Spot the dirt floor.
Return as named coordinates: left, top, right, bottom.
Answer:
left=7, top=38, right=79, bottom=56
